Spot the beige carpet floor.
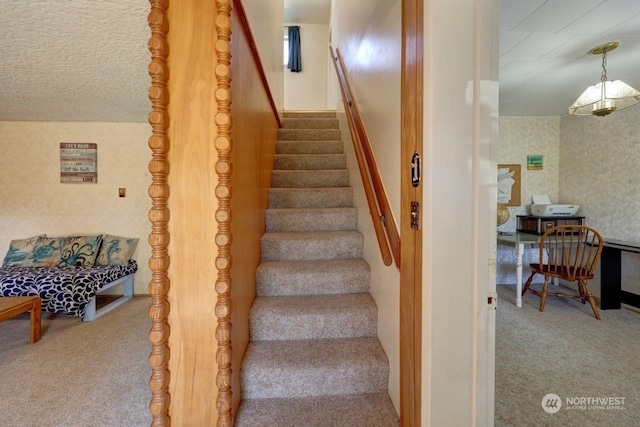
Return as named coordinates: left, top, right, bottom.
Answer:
left=2, top=288, right=638, bottom=426
left=496, top=284, right=640, bottom=427
left=0, top=296, right=152, bottom=427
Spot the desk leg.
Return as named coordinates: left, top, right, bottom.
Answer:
left=515, top=243, right=524, bottom=308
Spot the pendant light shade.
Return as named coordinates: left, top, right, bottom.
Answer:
left=568, top=42, right=640, bottom=117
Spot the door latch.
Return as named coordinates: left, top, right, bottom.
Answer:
left=411, top=152, right=421, bottom=188
left=488, top=292, right=498, bottom=309
left=411, top=201, right=420, bottom=230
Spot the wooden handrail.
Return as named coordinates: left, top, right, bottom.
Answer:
left=330, top=46, right=401, bottom=269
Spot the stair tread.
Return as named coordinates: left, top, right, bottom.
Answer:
left=276, top=140, right=344, bottom=144
left=267, top=206, right=356, bottom=213
left=273, top=153, right=345, bottom=159
left=278, top=128, right=342, bottom=141
left=273, top=154, right=346, bottom=170
left=256, top=259, right=370, bottom=296
left=257, top=259, right=369, bottom=274
left=269, top=186, right=352, bottom=193
left=276, top=141, right=344, bottom=155
left=281, top=118, right=339, bottom=129
left=241, top=337, right=390, bottom=398
left=261, top=231, right=364, bottom=261
left=236, top=393, right=399, bottom=427
left=262, top=230, right=363, bottom=240
left=266, top=207, right=357, bottom=232
left=241, top=337, right=389, bottom=398
left=251, top=294, right=377, bottom=341
left=253, top=293, right=375, bottom=312
left=269, top=187, right=353, bottom=208
left=283, top=111, right=337, bottom=118
left=243, top=336, right=387, bottom=367
left=272, top=169, right=347, bottom=174
left=271, top=169, right=349, bottom=188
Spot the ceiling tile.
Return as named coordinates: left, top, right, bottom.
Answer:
left=603, top=14, right=640, bottom=36
left=499, top=0, right=546, bottom=31
left=513, top=0, right=605, bottom=34
left=559, top=0, right=640, bottom=35
left=500, top=32, right=531, bottom=56
left=500, top=32, right=576, bottom=58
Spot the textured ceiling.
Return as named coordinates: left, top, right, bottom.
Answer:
left=0, top=0, right=150, bottom=122
left=2, top=1, right=639, bottom=122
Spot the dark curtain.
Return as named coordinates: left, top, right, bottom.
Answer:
left=287, top=26, right=302, bottom=72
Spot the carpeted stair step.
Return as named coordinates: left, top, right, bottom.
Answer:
left=273, top=154, right=346, bottom=170
left=266, top=207, right=357, bottom=232
left=250, top=294, right=377, bottom=341
left=235, top=393, right=399, bottom=427
left=269, top=187, right=353, bottom=209
left=283, top=111, right=337, bottom=118
left=240, top=337, right=389, bottom=399
left=280, top=118, right=339, bottom=129
left=278, top=128, right=341, bottom=141
left=256, top=259, right=371, bottom=297
left=271, top=169, right=349, bottom=188
left=276, top=140, right=344, bottom=155
left=261, top=231, right=364, bottom=261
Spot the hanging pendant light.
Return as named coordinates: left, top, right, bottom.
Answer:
left=568, top=41, right=640, bottom=117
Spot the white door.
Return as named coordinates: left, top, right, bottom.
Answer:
left=421, top=0, right=498, bottom=425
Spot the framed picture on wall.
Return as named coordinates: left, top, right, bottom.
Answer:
left=60, top=143, right=98, bottom=183
left=497, top=164, right=521, bottom=206
left=527, top=154, right=543, bottom=170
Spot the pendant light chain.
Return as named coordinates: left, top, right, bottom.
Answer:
left=601, top=51, right=608, bottom=83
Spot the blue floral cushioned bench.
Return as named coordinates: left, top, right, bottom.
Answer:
left=0, top=234, right=138, bottom=321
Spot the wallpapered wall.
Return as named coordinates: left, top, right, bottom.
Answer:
left=0, top=121, right=151, bottom=294
left=497, top=112, right=640, bottom=297
left=560, top=107, right=640, bottom=296
left=497, top=117, right=560, bottom=285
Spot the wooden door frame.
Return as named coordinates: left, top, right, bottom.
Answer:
left=400, top=0, right=423, bottom=426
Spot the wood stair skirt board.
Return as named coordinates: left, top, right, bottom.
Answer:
left=235, top=111, right=399, bottom=426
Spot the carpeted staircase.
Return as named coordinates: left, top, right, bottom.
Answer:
left=235, top=111, right=399, bottom=426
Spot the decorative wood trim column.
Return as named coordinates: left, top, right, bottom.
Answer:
left=147, top=0, right=171, bottom=425
left=214, top=2, right=233, bottom=426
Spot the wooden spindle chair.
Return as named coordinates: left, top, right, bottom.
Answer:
left=522, top=225, right=604, bottom=319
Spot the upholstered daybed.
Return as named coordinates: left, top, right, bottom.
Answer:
left=0, top=234, right=139, bottom=321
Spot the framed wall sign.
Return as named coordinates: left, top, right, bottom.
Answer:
left=60, top=143, right=97, bottom=183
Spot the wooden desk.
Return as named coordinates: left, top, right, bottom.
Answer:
left=0, top=296, right=42, bottom=343
left=601, top=239, right=640, bottom=310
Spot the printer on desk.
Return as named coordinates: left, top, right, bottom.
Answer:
left=530, top=194, right=580, bottom=217
left=516, top=195, right=584, bottom=235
